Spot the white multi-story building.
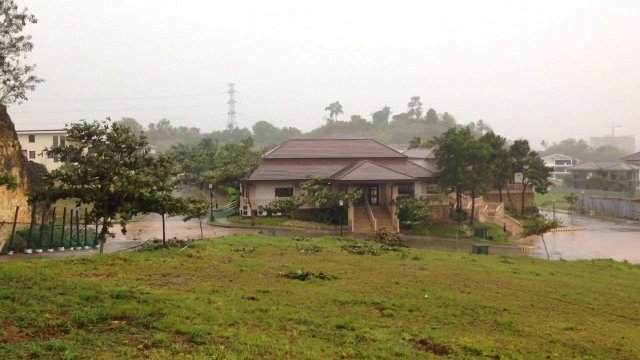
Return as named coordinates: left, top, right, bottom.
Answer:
left=16, top=129, right=67, bottom=172
left=542, top=153, right=580, bottom=180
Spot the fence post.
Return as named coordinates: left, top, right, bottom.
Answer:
left=84, top=208, right=88, bottom=249
left=25, top=204, right=37, bottom=254
left=6, top=206, right=19, bottom=255
left=75, top=206, right=80, bottom=250
left=59, top=207, right=67, bottom=251
left=94, top=221, right=99, bottom=248
left=49, top=207, right=57, bottom=252
left=36, top=203, right=46, bottom=253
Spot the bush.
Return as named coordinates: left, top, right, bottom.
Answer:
left=560, top=174, right=573, bottom=187
left=395, top=196, right=429, bottom=228
left=369, top=228, right=403, bottom=247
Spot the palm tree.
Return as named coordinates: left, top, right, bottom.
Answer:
left=324, top=101, right=343, bottom=122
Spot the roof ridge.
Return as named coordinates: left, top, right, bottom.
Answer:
left=331, top=160, right=416, bottom=180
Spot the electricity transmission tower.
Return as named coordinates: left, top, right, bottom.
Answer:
left=226, top=83, right=237, bottom=130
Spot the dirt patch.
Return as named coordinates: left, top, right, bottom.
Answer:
left=411, top=338, right=454, bottom=356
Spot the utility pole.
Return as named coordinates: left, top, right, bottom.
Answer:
left=226, top=83, right=237, bottom=130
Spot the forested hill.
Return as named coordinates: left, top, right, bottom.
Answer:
left=116, top=96, right=482, bottom=152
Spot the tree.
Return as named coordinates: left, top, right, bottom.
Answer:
left=434, top=127, right=476, bottom=224
left=480, top=132, right=511, bottom=202
left=394, top=196, right=429, bottom=228
left=523, top=214, right=560, bottom=260
left=265, top=197, right=302, bottom=222
left=116, top=117, right=144, bottom=134
left=167, top=138, right=218, bottom=187
left=0, top=172, right=17, bottom=190
left=372, top=106, right=391, bottom=126
left=425, top=108, right=438, bottom=125
left=407, top=96, right=423, bottom=120
left=40, top=119, right=182, bottom=253
left=324, top=101, right=343, bottom=123
left=299, top=176, right=362, bottom=224
left=408, top=136, right=421, bottom=149
left=520, top=149, right=552, bottom=216
left=182, top=196, right=209, bottom=239
left=0, top=0, right=44, bottom=104
left=204, top=138, right=261, bottom=188
left=563, top=193, right=579, bottom=212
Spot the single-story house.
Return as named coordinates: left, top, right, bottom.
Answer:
left=568, top=160, right=640, bottom=190
left=241, top=139, right=438, bottom=233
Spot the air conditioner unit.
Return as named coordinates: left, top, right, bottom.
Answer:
left=241, top=210, right=250, bottom=217
left=241, top=204, right=250, bottom=211
left=257, top=205, right=268, bottom=217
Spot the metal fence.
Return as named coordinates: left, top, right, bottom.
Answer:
left=579, top=197, right=640, bottom=220
left=1, top=205, right=99, bottom=255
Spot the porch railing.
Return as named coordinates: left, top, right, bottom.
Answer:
left=364, top=200, right=377, bottom=232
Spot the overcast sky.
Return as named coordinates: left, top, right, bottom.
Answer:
left=7, top=0, right=640, bottom=150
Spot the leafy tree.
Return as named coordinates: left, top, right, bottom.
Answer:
left=182, top=196, right=209, bottom=239
left=0, top=0, right=44, bottom=104
left=408, top=136, right=421, bottom=149
left=324, top=101, right=343, bottom=123
left=39, top=119, right=182, bottom=253
left=425, top=108, right=438, bottom=125
left=440, top=112, right=456, bottom=128
left=299, top=176, right=362, bottom=223
left=204, top=138, right=261, bottom=188
left=434, top=127, right=476, bottom=224
left=116, top=117, right=144, bottom=134
left=372, top=106, right=391, bottom=126
left=522, top=214, right=560, bottom=260
left=394, top=196, right=429, bottom=228
left=480, top=131, right=511, bottom=202
left=520, top=149, right=552, bottom=216
left=407, top=96, right=423, bottom=120
left=0, top=172, right=17, bottom=190
left=265, top=197, right=302, bottom=222
left=563, top=193, right=579, bottom=212
left=167, top=138, right=218, bottom=187
left=465, top=135, right=493, bottom=224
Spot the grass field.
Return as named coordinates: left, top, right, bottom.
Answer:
left=1, top=234, right=638, bottom=359
left=225, top=215, right=340, bottom=231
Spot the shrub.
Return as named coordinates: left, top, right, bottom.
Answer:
left=369, top=228, right=403, bottom=247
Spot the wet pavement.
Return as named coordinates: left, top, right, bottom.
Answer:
left=0, top=214, right=252, bottom=261
left=518, top=211, right=640, bottom=263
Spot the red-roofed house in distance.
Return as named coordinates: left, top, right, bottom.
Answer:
left=240, top=139, right=439, bottom=233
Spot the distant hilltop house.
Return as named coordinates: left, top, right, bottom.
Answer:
left=542, top=153, right=580, bottom=180
left=240, top=139, right=438, bottom=233
left=568, top=151, right=640, bottom=190
left=16, top=129, right=67, bottom=172
left=16, top=129, right=158, bottom=172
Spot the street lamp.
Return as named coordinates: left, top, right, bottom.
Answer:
left=338, top=199, right=344, bottom=237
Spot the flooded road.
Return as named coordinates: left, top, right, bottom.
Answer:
left=518, top=211, right=640, bottom=263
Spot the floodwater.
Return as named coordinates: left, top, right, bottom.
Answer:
left=518, top=211, right=640, bottom=264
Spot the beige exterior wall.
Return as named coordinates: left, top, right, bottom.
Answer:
left=16, top=130, right=66, bottom=172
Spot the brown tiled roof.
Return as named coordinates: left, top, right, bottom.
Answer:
left=621, top=151, right=640, bottom=163
left=331, top=160, right=415, bottom=181
left=248, top=159, right=352, bottom=181
left=403, top=148, right=436, bottom=159
left=264, top=139, right=405, bottom=159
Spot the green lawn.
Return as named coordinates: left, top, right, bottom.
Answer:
left=536, top=187, right=639, bottom=212
left=224, top=215, right=340, bottom=231
left=1, top=235, right=638, bottom=359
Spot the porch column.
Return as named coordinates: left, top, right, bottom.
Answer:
left=347, top=185, right=355, bottom=232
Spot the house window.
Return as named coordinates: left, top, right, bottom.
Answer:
left=87, top=146, right=95, bottom=155
left=275, top=187, right=293, bottom=198
left=53, top=136, right=58, bottom=146
left=398, top=185, right=414, bottom=196
left=60, top=136, right=66, bottom=146
left=28, top=135, right=35, bottom=143
left=29, top=151, right=36, bottom=159
left=22, top=150, right=27, bottom=157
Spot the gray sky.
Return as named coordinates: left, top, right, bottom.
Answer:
left=7, top=0, right=640, bottom=150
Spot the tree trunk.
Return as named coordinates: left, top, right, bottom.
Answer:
left=505, top=181, right=516, bottom=215
left=198, top=218, right=203, bottom=239
left=99, top=218, right=109, bottom=254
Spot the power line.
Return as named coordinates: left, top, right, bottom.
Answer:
left=15, top=103, right=216, bottom=114
left=30, top=92, right=211, bottom=102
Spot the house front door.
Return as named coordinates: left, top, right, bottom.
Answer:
left=369, top=186, right=379, bottom=205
